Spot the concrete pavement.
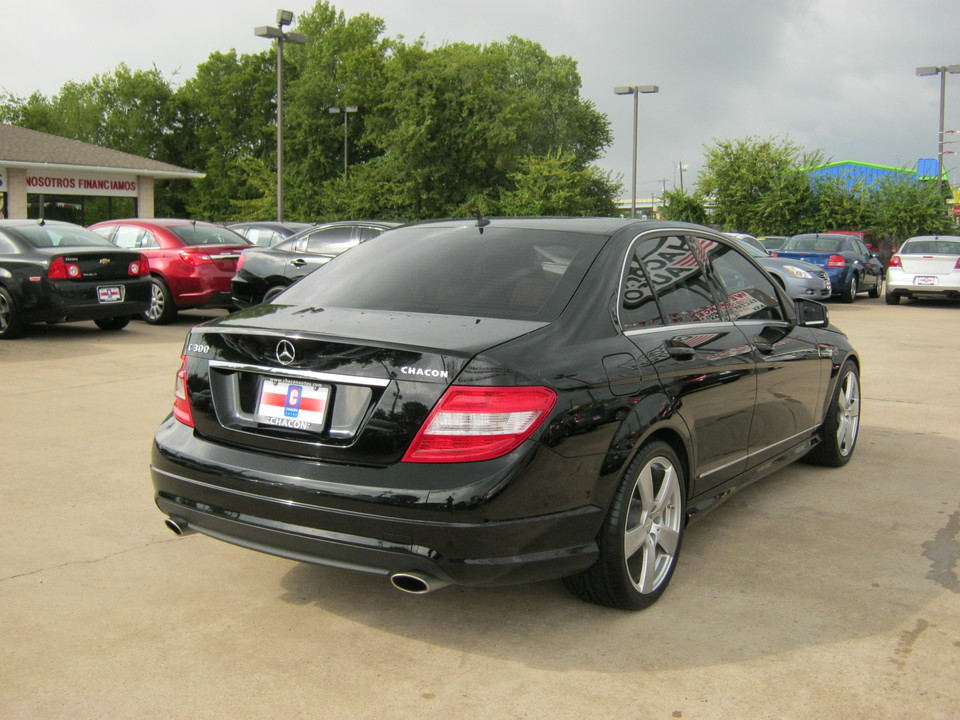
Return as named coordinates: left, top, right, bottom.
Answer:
left=1, top=298, right=958, bottom=719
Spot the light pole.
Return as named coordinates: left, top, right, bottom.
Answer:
left=677, top=161, right=688, bottom=193
left=255, top=10, right=306, bottom=221
left=916, top=65, right=960, bottom=195
left=328, top=106, right=359, bottom=176
left=614, top=85, right=659, bottom=218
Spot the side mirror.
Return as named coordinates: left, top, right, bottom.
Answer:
left=796, top=298, right=829, bottom=328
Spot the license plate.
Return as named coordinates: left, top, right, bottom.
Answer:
left=256, top=378, right=329, bottom=431
left=97, top=286, right=124, bottom=303
left=916, top=276, right=937, bottom=286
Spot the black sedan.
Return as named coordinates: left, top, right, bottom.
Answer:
left=0, top=219, right=151, bottom=339
left=231, top=220, right=401, bottom=308
left=152, top=218, right=861, bottom=610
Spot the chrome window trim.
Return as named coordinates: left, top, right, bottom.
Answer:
left=615, top=227, right=733, bottom=333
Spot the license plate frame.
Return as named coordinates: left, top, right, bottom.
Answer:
left=255, top=377, right=329, bottom=432
left=97, top=286, right=124, bottom=303
left=916, top=276, right=937, bottom=286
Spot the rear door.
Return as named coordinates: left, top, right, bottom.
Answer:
left=284, top=225, right=357, bottom=281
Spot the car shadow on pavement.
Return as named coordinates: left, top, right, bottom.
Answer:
left=275, top=426, right=957, bottom=673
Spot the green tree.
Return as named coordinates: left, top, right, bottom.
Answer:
left=660, top=189, right=708, bottom=224
left=284, top=2, right=394, bottom=219
left=698, top=136, right=804, bottom=233
left=498, top=150, right=620, bottom=216
left=359, top=35, right=613, bottom=219
left=868, top=175, right=953, bottom=254
left=809, top=175, right=872, bottom=235
left=172, top=50, right=277, bottom=219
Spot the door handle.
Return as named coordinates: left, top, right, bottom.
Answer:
left=665, top=339, right=696, bottom=360
left=753, top=337, right=774, bottom=354
left=290, top=258, right=308, bottom=267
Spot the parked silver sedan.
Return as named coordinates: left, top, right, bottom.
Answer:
left=725, top=235, right=832, bottom=300
left=885, top=235, right=960, bottom=304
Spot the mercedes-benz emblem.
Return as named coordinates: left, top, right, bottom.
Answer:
left=275, top=339, right=296, bottom=365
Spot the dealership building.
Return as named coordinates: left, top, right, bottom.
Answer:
left=0, top=123, right=204, bottom=222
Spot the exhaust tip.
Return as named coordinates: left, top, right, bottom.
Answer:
left=390, top=572, right=433, bottom=594
left=164, top=517, right=195, bottom=536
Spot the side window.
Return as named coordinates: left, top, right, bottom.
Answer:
left=112, top=225, right=152, bottom=249
left=621, top=235, right=721, bottom=328
left=705, top=240, right=785, bottom=321
left=250, top=229, right=280, bottom=247
left=357, top=226, right=386, bottom=242
left=305, top=227, right=356, bottom=255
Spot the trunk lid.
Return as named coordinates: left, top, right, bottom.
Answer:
left=898, top=254, right=957, bottom=275
left=39, top=247, right=144, bottom=280
left=181, top=304, right=548, bottom=465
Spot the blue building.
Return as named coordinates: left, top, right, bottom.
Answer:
left=801, top=159, right=943, bottom=188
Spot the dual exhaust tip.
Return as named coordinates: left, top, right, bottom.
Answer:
left=163, top=518, right=446, bottom=595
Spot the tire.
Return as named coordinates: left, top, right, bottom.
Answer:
left=563, top=440, right=686, bottom=610
left=142, top=277, right=178, bottom=325
left=261, top=284, right=287, bottom=303
left=885, top=290, right=901, bottom=305
left=805, top=359, right=860, bottom=467
left=94, top=316, right=131, bottom=331
left=840, top=274, right=858, bottom=303
left=868, top=275, right=883, bottom=299
left=0, top=287, right=25, bottom=339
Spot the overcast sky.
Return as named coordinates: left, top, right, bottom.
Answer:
left=5, top=0, right=960, bottom=201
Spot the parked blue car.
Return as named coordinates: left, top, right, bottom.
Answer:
left=772, top=233, right=884, bottom=302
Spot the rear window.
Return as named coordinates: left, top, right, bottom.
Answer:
left=277, top=225, right=607, bottom=321
left=782, top=236, right=843, bottom=253
left=901, top=238, right=960, bottom=255
left=8, top=224, right=115, bottom=248
left=170, top=224, right=249, bottom=247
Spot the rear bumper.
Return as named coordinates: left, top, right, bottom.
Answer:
left=150, top=416, right=604, bottom=587
left=20, top=279, right=151, bottom=323
left=886, top=273, right=960, bottom=299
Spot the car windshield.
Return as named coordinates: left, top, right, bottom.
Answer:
left=901, top=238, right=960, bottom=255
left=782, top=236, right=844, bottom=253
left=10, top=223, right=116, bottom=248
left=170, top=224, right=248, bottom=246
left=277, top=225, right=608, bottom=321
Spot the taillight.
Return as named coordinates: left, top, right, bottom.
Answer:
left=236, top=253, right=247, bottom=272
left=955, top=257, right=960, bottom=270
left=128, top=254, right=150, bottom=276
left=826, top=254, right=846, bottom=268
left=47, top=257, right=82, bottom=279
left=402, top=386, right=557, bottom=463
left=173, top=355, right=195, bottom=427
left=179, top=251, right=212, bottom=267
left=888, top=255, right=902, bottom=268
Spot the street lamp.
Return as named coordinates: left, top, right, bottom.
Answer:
left=328, top=106, right=359, bottom=175
left=255, top=10, right=306, bottom=221
left=916, top=64, right=960, bottom=195
left=677, top=161, right=689, bottom=193
left=614, top=85, right=659, bottom=218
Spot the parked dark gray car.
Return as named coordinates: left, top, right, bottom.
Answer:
left=231, top=220, right=401, bottom=308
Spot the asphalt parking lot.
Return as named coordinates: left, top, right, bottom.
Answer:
left=2, top=297, right=958, bottom=719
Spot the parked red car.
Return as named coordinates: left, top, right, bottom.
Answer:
left=90, top=219, right=250, bottom=324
